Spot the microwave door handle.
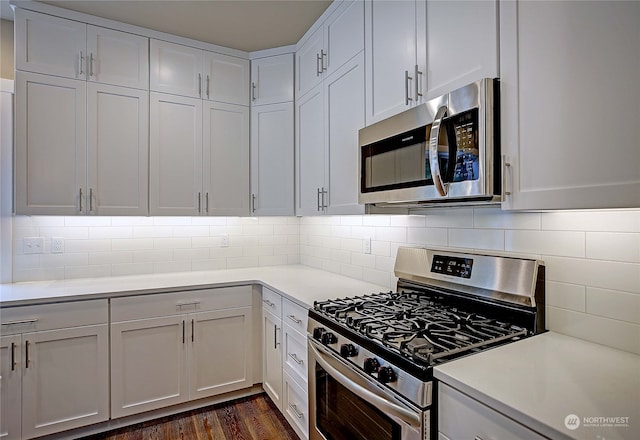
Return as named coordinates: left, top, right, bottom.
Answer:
left=429, top=105, right=449, bottom=197
left=309, top=342, right=421, bottom=428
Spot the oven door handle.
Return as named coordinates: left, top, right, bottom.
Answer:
left=309, top=342, right=422, bottom=428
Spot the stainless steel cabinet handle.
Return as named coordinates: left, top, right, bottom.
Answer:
left=321, top=187, right=328, bottom=210
left=205, top=192, right=209, bottom=213
left=287, top=314, right=302, bottom=324
left=414, top=65, right=422, bottom=100
left=198, top=73, right=202, bottom=97
left=316, top=188, right=321, bottom=211
left=252, top=194, right=257, bottom=213
left=182, top=320, right=185, bottom=344
left=289, top=404, right=304, bottom=419
left=198, top=192, right=202, bottom=213
left=263, top=299, right=275, bottom=308
left=25, top=340, right=30, bottom=368
left=321, top=49, right=327, bottom=71
left=79, top=188, right=83, bottom=213
left=89, top=188, right=94, bottom=212
left=1, top=318, right=39, bottom=326
left=274, top=325, right=280, bottom=349
left=176, top=301, right=201, bottom=308
left=404, top=70, right=413, bottom=105
left=191, top=319, right=195, bottom=342
left=206, top=75, right=210, bottom=99
left=79, top=51, right=84, bottom=75
left=10, top=342, right=16, bottom=371
left=251, top=82, right=257, bottom=101
left=288, top=352, right=303, bottom=365
left=474, top=437, right=485, bottom=440
left=316, top=53, right=322, bottom=76
left=429, top=105, right=449, bottom=197
left=502, top=155, right=512, bottom=197
left=89, top=53, right=95, bottom=77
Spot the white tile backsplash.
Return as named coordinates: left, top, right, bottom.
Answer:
left=8, top=209, right=640, bottom=355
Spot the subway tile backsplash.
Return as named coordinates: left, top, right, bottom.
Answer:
left=8, top=207, right=640, bottom=354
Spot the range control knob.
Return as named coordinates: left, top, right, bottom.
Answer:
left=321, top=332, right=338, bottom=345
left=363, top=357, right=380, bottom=374
left=377, top=366, right=397, bottom=384
left=340, top=343, right=358, bottom=358
left=312, top=327, right=326, bottom=341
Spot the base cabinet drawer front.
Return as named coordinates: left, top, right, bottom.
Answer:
left=1, top=335, right=22, bottom=440
left=438, top=383, right=547, bottom=440
left=110, top=286, right=252, bottom=322
left=262, top=287, right=283, bottom=318
left=188, top=307, right=253, bottom=400
left=283, top=371, right=309, bottom=440
left=110, top=315, right=188, bottom=418
left=283, top=325, right=307, bottom=386
left=282, top=298, right=308, bottom=337
left=21, top=324, right=110, bottom=440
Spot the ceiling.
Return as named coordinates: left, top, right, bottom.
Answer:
left=3, top=0, right=333, bottom=52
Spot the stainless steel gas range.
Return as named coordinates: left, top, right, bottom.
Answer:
left=307, top=247, right=545, bottom=440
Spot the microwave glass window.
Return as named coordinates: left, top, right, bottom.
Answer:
left=316, top=365, right=401, bottom=440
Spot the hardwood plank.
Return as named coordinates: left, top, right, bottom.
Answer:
left=79, top=394, right=300, bottom=440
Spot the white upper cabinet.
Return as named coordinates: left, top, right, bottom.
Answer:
left=500, top=0, right=640, bottom=210
left=16, top=9, right=149, bottom=89
left=203, top=52, right=250, bottom=105
left=251, top=103, right=295, bottom=216
left=86, top=25, right=149, bottom=89
left=251, top=53, right=294, bottom=106
left=425, top=0, right=498, bottom=100
left=149, top=92, right=203, bottom=216
left=296, top=0, right=364, bottom=99
left=151, top=39, right=249, bottom=104
left=365, top=0, right=426, bottom=125
left=203, top=101, right=250, bottom=216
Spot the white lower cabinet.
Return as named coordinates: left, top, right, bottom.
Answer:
left=283, top=370, right=309, bottom=440
left=110, top=287, right=254, bottom=418
left=262, top=290, right=283, bottom=410
left=438, top=383, right=546, bottom=440
left=0, top=300, right=109, bottom=440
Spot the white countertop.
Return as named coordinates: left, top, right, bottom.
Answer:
left=0, top=265, right=388, bottom=308
left=434, top=331, right=640, bottom=440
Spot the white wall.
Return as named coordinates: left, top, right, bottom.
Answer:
left=300, top=208, right=640, bottom=354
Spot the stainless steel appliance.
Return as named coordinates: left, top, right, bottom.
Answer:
left=308, top=247, right=545, bottom=440
left=358, top=79, right=500, bottom=208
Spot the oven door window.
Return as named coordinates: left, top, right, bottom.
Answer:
left=315, top=364, right=402, bottom=440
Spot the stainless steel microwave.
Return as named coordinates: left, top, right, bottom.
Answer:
left=358, top=78, right=500, bottom=207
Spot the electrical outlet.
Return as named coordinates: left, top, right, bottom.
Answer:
left=221, top=234, right=229, bottom=247
left=363, top=237, right=371, bottom=254
left=23, top=237, right=44, bottom=254
left=51, top=237, right=64, bottom=253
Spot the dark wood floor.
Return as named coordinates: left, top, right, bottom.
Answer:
left=79, top=394, right=300, bottom=440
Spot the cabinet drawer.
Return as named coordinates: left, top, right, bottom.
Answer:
left=283, top=325, right=307, bottom=385
left=261, top=287, right=282, bottom=317
left=439, top=383, right=547, bottom=440
left=283, top=370, right=309, bottom=439
left=282, top=298, right=308, bottom=336
left=0, top=299, right=108, bottom=335
left=111, top=286, right=252, bottom=322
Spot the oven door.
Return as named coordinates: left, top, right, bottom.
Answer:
left=308, top=339, right=426, bottom=440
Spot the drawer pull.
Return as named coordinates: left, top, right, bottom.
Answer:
left=1, top=318, right=39, bottom=326
left=287, top=314, right=302, bottom=324
left=289, top=403, right=304, bottom=419
left=263, top=299, right=275, bottom=308
left=474, top=437, right=485, bottom=440
left=288, top=352, right=303, bottom=365
left=176, top=301, right=200, bottom=308
left=25, top=340, right=30, bottom=368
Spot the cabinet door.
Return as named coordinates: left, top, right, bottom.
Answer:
left=88, top=83, right=149, bottom=215
left=282, top=371, right=309, bottom=440
left=149, top=92, right=203, bottom=216
left=15, top=72, right=87, bottom=215
left=110, top=316, right=188, bottom=418
left=501, top=0, right=640, bottom=210
left=263, top=310, right=283, bottom=410
left=203, top=52, right=250, bottom=105
left=15, top=9, right=86, bottom=80
left=324, top=0, right=364, bottom=76
left=87, top=25, right=149, bottom=89
left=296, top=27, right=324, bottom=99
left=251, top=54, right=294, bottom=106
left=0, top=335, right=21, bottom=440
left=150, top=39, right=202, bottom=98
left=250, top=103, right=294, bottom=216
left=295, top=84, right=325, bottom=215
left=365, top=0, right=425, bottom=125
left=325, top=52, right=365, bottom=215
left=188, top=307, right=253, bottom=400
left=203, top=101, right=250, bottom=216
left=426, top=0, right=498, bottom=100
left=21, top=325, right=109, bottom=439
